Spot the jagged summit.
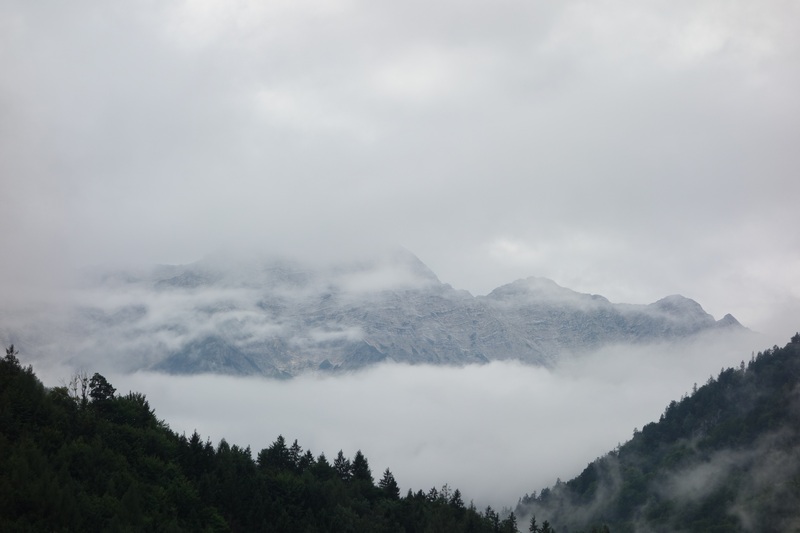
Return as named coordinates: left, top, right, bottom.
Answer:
left=717, top=313, right=743, bottom=328
left=650, top=294, right=711, bottom=316
left=486, top=277, right=611, bottom=306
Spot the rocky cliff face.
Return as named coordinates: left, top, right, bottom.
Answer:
left=11, top=250, right=744, bottom=377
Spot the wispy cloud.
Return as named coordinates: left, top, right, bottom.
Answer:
left=27, top=329, right=757, bottom=510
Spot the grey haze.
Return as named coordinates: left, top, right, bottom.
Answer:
left=8, top=250, right=744, bottom=378
left=1, top=0, right=799, bottom=346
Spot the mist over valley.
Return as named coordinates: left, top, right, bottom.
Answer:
left=2, top=0, right=799, bottom=529
left=7, top=250, right=766, bottom=511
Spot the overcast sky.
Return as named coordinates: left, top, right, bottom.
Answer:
left=2, top=0, right=799, bottom=339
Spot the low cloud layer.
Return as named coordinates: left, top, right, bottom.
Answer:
left=515, top=363, right=800, bottom=532
left=2, top=251, right=755, bottom=379
left=32, top=330, right=763, bottom=510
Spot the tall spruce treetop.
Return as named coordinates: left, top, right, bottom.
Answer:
left=378, top=468, right=400, bottom=499
left=333, top=450, right=352, bottom=481
left=500, top=511, right=518, bottom=533
left=288, top=439, right=302, bottom=470
left=351, top=450, right=372, bottom=483
left=258, top=435, right=291, bottom=470
left=4, top=345, right=20, bottom=368
left=450, top=488, right=465, bottom=509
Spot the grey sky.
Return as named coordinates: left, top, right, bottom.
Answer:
left=2, top=0, right=799, bottom=340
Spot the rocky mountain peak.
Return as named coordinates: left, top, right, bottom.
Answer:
left=13, top=251, right=748, bottom=378
left=485, top=277, right=610, bottom=307
left=649, top=295, right=713, bottom=321
left=717, top=313, right=743, bottom=328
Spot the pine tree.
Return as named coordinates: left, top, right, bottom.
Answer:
left=257, top=435, right=290, bottom=470
left=485, top=506, right=500, bottom=531
left=333, top=450, right=352, bottom=481
left=299, top=449, right=315, bottom=472
left=450, top=488, right=464, bottom=509
left=500, top=511, right=518, bottom=533
left=378, top=468, right=400, bottom=499
left=312, top=452, right=335, bottom=480
left=351, top=450, right=372, bottom=483
left=4, top=345, right=20, bottom=368
left=288, top=439, right=302, bottom=470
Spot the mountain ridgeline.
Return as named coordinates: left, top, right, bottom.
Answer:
left=517, top=334, right=800, bottom=532
left=17, top=250, right=744, bottom=377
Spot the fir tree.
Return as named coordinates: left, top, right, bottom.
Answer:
left=351, top=449, right=372, bottom=483
left=379, top=468, right=400, bottom=499
left=333, top=450, right=352, bottom=481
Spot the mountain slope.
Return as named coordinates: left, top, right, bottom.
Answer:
left=0, top=346, right=507, bottom=532
left=7, top=250, right=744, bottom=377
left=517, top=334, right=800, bottom=533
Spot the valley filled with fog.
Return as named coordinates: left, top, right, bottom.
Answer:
left=2, top=0, right=799, bottom=528
left=5, top=252, right=774, bottom=510
left=33, top=328, right=762, bottom=509
left=1, top=250, right=783, bottom=512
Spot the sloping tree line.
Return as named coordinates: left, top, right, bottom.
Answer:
left=517, top=334, right=800, bottom=533
left=0, top=344, right=523, bottom=532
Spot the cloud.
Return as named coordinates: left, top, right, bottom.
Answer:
left=254, top=87, right=378, bottom=141
left=21, top=329, right=759, bottom=510
left=335, top=264, right=436, bottom=294
left=371, top=44, right=496, bottom=105
left=2, top=0, right=798, bottom=347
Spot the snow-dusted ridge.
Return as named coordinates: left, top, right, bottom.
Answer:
left=6, top=250, right=745, bottom=378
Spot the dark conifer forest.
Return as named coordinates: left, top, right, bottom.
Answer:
left=0, top=345, right=511, bottom=532
left=518, top=334, right=800, bottom=533
left=2, top=335, right=800, bottom=531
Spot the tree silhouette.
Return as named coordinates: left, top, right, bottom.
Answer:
left=379, top=468, right=400, bottom=499
left=333, top=450, right=352, bottom=481
left=352, top=449, right=372, bottom=483
left=4, top=344, right=19, bottom=365
left=88, top=373, right=115, bottom=402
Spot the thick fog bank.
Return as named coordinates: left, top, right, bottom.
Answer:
left=25, top=330, right=760, bottom=509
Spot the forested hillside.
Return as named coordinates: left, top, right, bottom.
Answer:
left=5, top=335, right=799, bottom=532
left=0, top=346, right=516, bottom=532
left=519, top=334, right=800, bottom=533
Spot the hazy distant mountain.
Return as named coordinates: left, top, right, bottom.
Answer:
left=7, top=250, right=744, bottom=377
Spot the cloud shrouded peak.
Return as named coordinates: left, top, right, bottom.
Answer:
left=0, top=0, right=797, bottom=356
left=5, top=250, right=750, bottom=380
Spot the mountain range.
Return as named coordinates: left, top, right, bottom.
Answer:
left=5, top=250, right=744, bottom=377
